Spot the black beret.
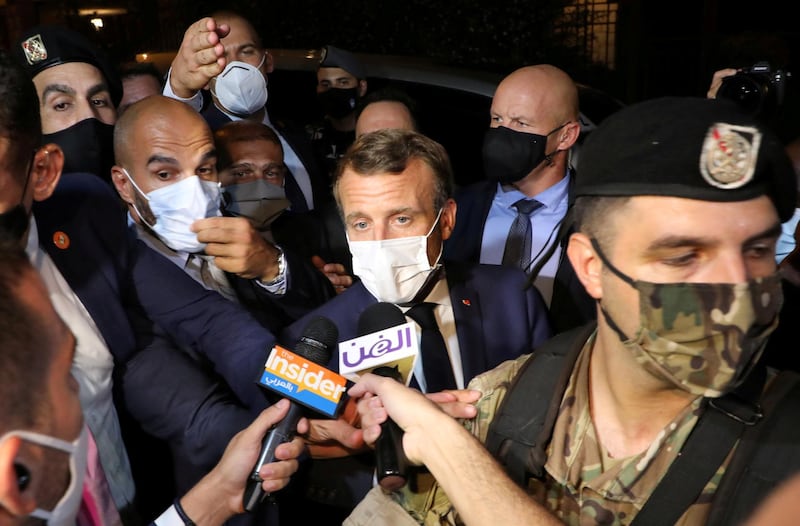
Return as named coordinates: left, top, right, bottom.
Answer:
left=575, top=96, right=797, bottom=222
left=319, top=45, right=365, bottom=79
left=14, top=25, right=123, bottom=108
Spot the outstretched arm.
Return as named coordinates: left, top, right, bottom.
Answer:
left=158, top=399, right=307, bottom=526
left=350, top=374, right=562, bottom=526
left=166, top=17, right=230, bottom=100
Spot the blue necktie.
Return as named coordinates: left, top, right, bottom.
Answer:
left=502, top=198, right=543, bottom=273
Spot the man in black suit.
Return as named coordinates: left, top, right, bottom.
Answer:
left=111, top=95, right=336, bottom=332
left=214, top=119, right=354, bottom=289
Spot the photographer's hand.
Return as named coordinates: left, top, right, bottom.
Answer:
left=707, top=68, right=738, bottom=99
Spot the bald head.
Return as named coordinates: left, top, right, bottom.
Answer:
left=355, top=101, right=417, bottom=137
left=114, top=95, right=210, bottom=166
left=494, top=65, right=579, bottom=126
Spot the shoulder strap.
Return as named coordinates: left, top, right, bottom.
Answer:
left=485, top=322, right=596, bottom=485
left=631, top=365, right=768, bottom=526
left=705, top=369, right=800, bottom=526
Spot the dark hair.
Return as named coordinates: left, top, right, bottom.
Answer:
left=0, top=242, right=52, bottom=431
left=333, top=129, right=453, bottom=212
left=0, top=50, right=41, bottom=180
left=214, top=120, right=283, bottom=171
left=571, top=195, right=631, bottom=249
left=119, top=61, right=164, bottom=87
left=354, top=86, right=419, bottom=130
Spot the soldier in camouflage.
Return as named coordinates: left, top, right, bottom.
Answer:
left=343, top=96, right=798, bottom=526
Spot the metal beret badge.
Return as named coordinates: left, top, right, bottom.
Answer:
left=21, top=34, right=47, bottom=65
left=699, top=123, right=761, bottom=190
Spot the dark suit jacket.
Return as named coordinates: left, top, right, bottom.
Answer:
left=134, top=222, right=337, bottom=334
left=202, top=103, right=333, bottom=211
left=444, top=177, right=596, bottom=333
left=281, top=260, right=552, bottom=379
left=278, top=260, right=552, bottom=514
left=33, top=173, right=279, bottom=521
left=272, top=203, right=352, bottom=276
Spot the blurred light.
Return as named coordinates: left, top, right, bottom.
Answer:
left=136, top=53, right=149, bottom=62
left=78, top=8, right=128, bottom=16
left=90, top=17, right=104, bottom=30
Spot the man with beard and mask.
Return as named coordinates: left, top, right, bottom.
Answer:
left=278, top=128, right=552, bottom=523
left=164, top=11, right=330, bottom=213
left=444, top=65, right=593, bottom=333
left=214, top=120, right=353, bottom=291
left=13, top=25, right=120, bottom=183
left=112, top=96, right=337, bottom=331
left=344, top=96, right=800, bottom=526
left=0, top=50, right=315, bottom=525
left=307, top=45, right=368, bottom=180
left=0, top=245, right=306, bottom=526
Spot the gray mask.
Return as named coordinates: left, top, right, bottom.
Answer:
left=223, top=180, right=290, bottom=230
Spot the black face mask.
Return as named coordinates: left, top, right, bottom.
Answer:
left=317, top=87, right=359, bottom=119
left=43, top=118, right=115, bottom=182
left=0, top=163, right=32, bottom=244
left=482, top=124, right=565, bottom=184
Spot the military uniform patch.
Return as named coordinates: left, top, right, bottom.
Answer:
left=21, top=34, right=47, bottom=65
left=699, top=122, right=761, bottom=189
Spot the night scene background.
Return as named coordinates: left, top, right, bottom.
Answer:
left=2, top=0, right=800, bottom=142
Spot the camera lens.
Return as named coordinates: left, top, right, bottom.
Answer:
left=717, top=75, right=766, bottom=116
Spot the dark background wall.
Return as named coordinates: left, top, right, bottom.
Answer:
left=2, top=0, right=798, bottom=137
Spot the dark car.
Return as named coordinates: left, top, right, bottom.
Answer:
left=138, top=48, right=624, bottom=187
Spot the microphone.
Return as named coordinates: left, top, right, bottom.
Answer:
left=345, top=303, right=415, bottom=490
left=338, top=303, right=419, bottom=384
left=371, top=364, right=411, bottom=490
left=243, top=316, right=342, bottom=512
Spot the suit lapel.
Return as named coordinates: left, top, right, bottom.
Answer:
left=446, top=263, right=488, bottom=383
left=36, top=212, right=128, bottom=356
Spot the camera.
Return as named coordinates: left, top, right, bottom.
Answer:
left=717, top=61, right=791, bottom=119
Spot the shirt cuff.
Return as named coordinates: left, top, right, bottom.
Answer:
left=162, top=68, right=204, bottom=113
left=153, top=505, right=183, bottom=526
left=256, top=246, right=288, bottom=295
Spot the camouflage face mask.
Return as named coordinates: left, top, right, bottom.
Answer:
left=591, top=239, right=782, bottom=397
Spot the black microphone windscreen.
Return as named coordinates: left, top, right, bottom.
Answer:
left=358, top=302, right=406, bottom=336
left=296, top=316, right=339, bottom=365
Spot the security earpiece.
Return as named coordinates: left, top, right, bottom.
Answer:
left=14, top=463, right=30, bottom=491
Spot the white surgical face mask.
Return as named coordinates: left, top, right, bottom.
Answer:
left=124, top=169, right=222, bottom=253
left=212, top=54, right=268, bottom=116
left=0, top=425, right=89, bottom=526
left=348, top=209, right=443, bottom=304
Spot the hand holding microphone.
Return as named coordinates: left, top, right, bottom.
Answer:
left=243, top=316, right=344, bottom=512
left=371, top=365, right=411, bottom=490
left=339, top=302, right=418, bottom=490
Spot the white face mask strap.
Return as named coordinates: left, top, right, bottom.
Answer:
left=121, top=168, right=158, bottom=230
left=426, top=207, right=444, bottom=238
left=0, top=430, right=76, bottom=453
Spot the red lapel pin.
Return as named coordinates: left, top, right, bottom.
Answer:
left=53, top=231, right=70, bottom=250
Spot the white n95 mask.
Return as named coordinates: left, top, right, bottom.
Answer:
left=212, top=54, right=268, bottom=116
left=124, top=170, right=222, bottom=253
left=348, top=209, right=443, bottom=304
left=0, top=425, right=89, bottom=526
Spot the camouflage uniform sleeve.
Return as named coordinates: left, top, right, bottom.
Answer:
left=389, top=355, right=533, bottom=525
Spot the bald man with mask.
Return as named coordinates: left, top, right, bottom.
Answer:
left=112, top=96, right=336, bottom=331
left=444, top=64, right=593, bottom=332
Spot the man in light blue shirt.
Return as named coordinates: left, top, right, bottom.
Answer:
left=445, top=65, right=594, bottom=332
